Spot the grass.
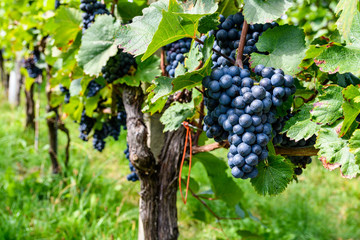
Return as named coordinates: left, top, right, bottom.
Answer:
left=0, top=90, right=360, bottom=239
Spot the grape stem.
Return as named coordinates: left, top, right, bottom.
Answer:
left=111, top=0, right=118, bottom=15
left=235, top=20, right=249, bottom=69
left=160, top=48, right=167, bottom=76
left=194, top=38, right=236, bottom=65
left=192, top=141, right=319, bottom=156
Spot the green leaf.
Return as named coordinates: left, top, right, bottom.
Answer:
left=349, top=129, right=360, bottom=165
left=77, top=15, right=120, bottom=76
left=200, top=34, right=215, bottom=62
left=243, top=0, right=294, bottom=24
left=160, top=102, right=195, bottom=132
left=115, top=0, right=169, bottom=56
left=250, top=25, right=307, bottom=75
left=148, top=76, right=173, bottom=104
left=315, top=46, right=360, bottom=75
left=118, top=55, right=161, bottom=86
left=250, top=154, right=293, bottom=196
left=198, top=13, right=219, bottom=34
left=69, top=78, right=82, bottom=97
left=335, top=0, right=358, bottom=41
left=340, top=85, right=360, bottom=137
left=193, top=152, right=243, bottom=206
left=316, top=123, right=360, bottom=179
left=141, top=10, right=214, bottom=61
left=310, top=85, right=343, bottom=125
left=53, top=7, right=82, bottom=48
left=282, top=103, right=321, bottom=141
left=174, top=62, right=187, bottom=78
left=85, top=95, right=100, bottom=116
left=117, top=0, right=148, bottom=23
left=337, top=73, right=360, bottom=88
left=185, top=42, right=202, bottom=72
left=218, top=0, right=242, bottom=17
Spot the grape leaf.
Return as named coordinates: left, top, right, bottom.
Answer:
left=315, top=123, right=360, bottom=179
left=69, top=78, right=82, bottom=97
left=250, top=25, right=307, bottom=75
left=310, top=85, right=343, bottom=125
left=250, top=154, right=293, bottom=196
left=77, top=15, right=120, bottom=76
left=340, top=85, right=360, bottom=137
left=148, top=76, right=173, bottom=104
left=193, top=152, right=243, bottom=206
left=115, top=0, right=168, bottom=57
left=185, top=42, right=203, bottom=72
left=117, top=55, right=161, bottom=86
left=243, top=0, right=294, bottom=24
left=282, top=103, right=321, bottom=141
left=218, top=0, right=242, bottom=17
left=53, top=7, right=82, bottom=48
left=335, top=0, right=358, bottom=41
left=349, top=129, right=360, bottom=164
left=198, top=13, right=219, bottom=34
left=85, top=95, right=100, bottom=116
left=160, top=101, right=195, bottom=132
left=117, top=0, right=148, bottom=23
left=141, top=0, right=218, bottom=61
left=337, top=73, right=360, bottom=88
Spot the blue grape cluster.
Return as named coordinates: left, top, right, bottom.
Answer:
left=55, top=0, right=61, bottom=9
left=202, top=65, right=296, bottom=179
left=59, top=84, right=70, bottom=104
left=80, top=0, right=109, bottom=30
left=210, top=13, right=278, bottom=68
left=163, top=38, right=192, bottom=77
left=124, top=145, right=139, bottom=182
left=79, top=111, right=96, bottom=141
left=24, top=58, right=42, bottom=78
left=86, top=80, right=103, bottom=98
left=101, top=49, right=137, bottom=83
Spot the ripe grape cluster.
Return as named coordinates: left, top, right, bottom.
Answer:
left=55, top=0, right=60, bottom=9
left=124, top=145, right=139, bottom=182
left=24, top=58, right=42, bottom=78
left=163, top=38, right=192, bottom=78
left=86, top=79, right=103, bottom=97
left=101, top=49, right=137, bottom=83
left=210, top=12, right=278, bottom=69
left=202, top=64, right=295, bottom=179
left=80, top=0, right=109, bottom=30
left=79, top=111, right=96, bottom=141
left=59, top=84, right=70, bottom=104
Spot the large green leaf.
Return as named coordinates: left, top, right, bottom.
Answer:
left=77, top=15, right=120, bottom=76
left=218, top=0, right=242, bottom=17
left=282, top=103, right=321, bottom=141
left=117, top=0, right=148, bottom=23
left=341, top=85, right=360, bottom=137
left=115, top=0, right=169, bottom=56
left=316, top=12, right=360, bottom=75
left=349, top=129, right=360, bottom=166
left=193, top=152, right=243, bottom=206
left=160, top=102, right=195, bottom=132
left=250, top=154, right=293, bottom=196
left=310, top=85, right=343, bottom=125
left=243, top=0, right=294, bottom=24
left=53, top=7, right=82, bottom=48
left=250, top=25, right=306, bottom=75
left=315, top=122, right=360, bottom=179
left=141, top=0, right=218, bottom=60
left=335, top=0, right=358, bottom=41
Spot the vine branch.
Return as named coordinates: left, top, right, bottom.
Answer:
left=160, top=48, right=167, bottom=76
left=235, top=20, right=249, bottom=69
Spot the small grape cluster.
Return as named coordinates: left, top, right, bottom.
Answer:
left=59, top=84, right=70, bottom=104
left=55, top=0, right=60, bottom=9
left=79, top=111, right=96, bottom=141
left=24, top=58, right=42, bottom=78
left=80, top=0, right=109, bottom=30
left=124, top=145, right=139, bottom=182
left=210, top=12, right=278, bottom=68
left=86, top=80, right=103, bottom=98
left=163, top=38, right=192, bottom=78
left=101, top=49, right=137, bottom=83
left=202, top=65, right=296, bottom=179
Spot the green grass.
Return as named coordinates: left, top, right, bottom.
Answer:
left=0, top=90, right=360, bottom=239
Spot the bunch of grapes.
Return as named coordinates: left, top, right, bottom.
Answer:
left=124, top=145, right=139, bottom=182
left=79, top=111, right=96, bottom=141
left=59, top=84, right=70, bottom=104
left=55, top=0, right=60, bottom=9
left=202, top=64, right=296, bottom=179
left=163, top=38, right=192, bottom=78
left=92, top=124, right=110, bottom=152
left=210, top=12, right=278, bottom=69
left=86, top=80, right=103, bottom=97
left=101, top=49, right=137, bottom=83
left=80, top=0, right=109, bottom=30
left=24, top=58, right=42, bottom=78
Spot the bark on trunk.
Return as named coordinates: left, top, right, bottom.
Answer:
left=25, top=83, right=35, bottom=129
left=158, top=127, right=187, bottom=240
left=122, top=86, right=159, bottom=240
left=0, top=50, right=9, bottom=95
left=46, top=68, right=61, bottom=174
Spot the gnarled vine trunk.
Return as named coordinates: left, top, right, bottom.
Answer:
left=123, top=86, right=187, bottom=240
left=25, top=83, right=35, bottom=129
